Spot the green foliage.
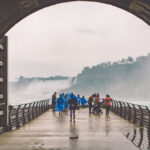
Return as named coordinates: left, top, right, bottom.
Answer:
left=69, top=54, right=150, bottom=97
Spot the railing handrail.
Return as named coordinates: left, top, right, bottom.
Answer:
left=9, top=98, right=50, bottom=107
left=8, top=99, right=50, bottom=131
left=111, top=99, right=150, bottom=130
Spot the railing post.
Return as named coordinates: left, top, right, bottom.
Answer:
left=39, top=101, right=43, bottom=114
left=28, top=103, right=32, bottom=121
left=45, top=100, right=48, bottom=111
left=139, top=106, right=143, bottom=127
left=111, top=100, right=114, bottom=111
left=115, top=101, right=118, bottom=114
left=41, top=100, right=44, bottom=113
left=16, top=105, right=21, bottom=128
left=113, top=101, right=117, bottom=113
left=43, top=100, right=45, bottom=112
left=146, top=107, right=150, bottom=139
left=127, top=103, right=131, bottom=121
left=119, top=101, right=123, bottom=117
left=32, top=102, right=36, bottom=119
left=115, top=101, right=118, bottom=113
left=131, top=128, right=137, bottom=142
left=35, top=101, right=39, bottom=116
left=138, top=128, right=144, bottom=148
left=47, top=99, right=50, bottom=110
left=123, top=102, right=126, bottom=119
left=23, top=104, right=27, bottom=124
left=132, top=104, right=136, bottom=123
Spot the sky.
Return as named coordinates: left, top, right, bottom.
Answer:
left=6, top=2, right=150, bottom=81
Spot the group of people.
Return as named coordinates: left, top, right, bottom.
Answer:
left=51, top=92, right=112, bottom=123
left=51, top=92, right=87, bottom=122
left=88, top=93, right=112, bottom=115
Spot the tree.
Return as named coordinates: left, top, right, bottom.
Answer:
left=127, top=56, right=134, bottom=63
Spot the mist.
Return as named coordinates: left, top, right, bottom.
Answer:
left=9, top=78, right=73, bottom=105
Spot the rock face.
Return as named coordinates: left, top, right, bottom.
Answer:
left=0, top=0, right=150, bottom=37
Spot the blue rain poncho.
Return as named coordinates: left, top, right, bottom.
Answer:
left=81, top=97, right=87, bottom=106
left=73, top=95, right=80, bottom=105
left=64, top=93, right=79, bottom=108
left=65, top=93, right=72, bottom=109
left=55, top=94, right=65, bottom=111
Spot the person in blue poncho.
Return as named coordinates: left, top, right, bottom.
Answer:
left=55, top=94, right=65, bottom=116
left=81, top=96, right=87, bottom=107
left=64, top=94, right=68, bottom=111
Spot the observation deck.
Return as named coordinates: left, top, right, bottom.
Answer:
left=0, top=107, right=149, bottom=150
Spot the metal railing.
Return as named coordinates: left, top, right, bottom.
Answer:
left=111, top=100, right=150, bottom=129
left=123, top=127, right=150, bottom=150
left=8, top=99, right=50, bottom=131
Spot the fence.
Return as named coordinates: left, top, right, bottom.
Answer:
left=8, top=99, right=50, bottom=131
left=111, top=100, right=150, bottom=129
left=123, top=127, right=150, bottom=150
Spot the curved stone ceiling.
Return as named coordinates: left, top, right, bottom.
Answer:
left=0, top=0, right=150, bottom=38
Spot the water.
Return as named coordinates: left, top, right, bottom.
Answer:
left=9, top=79, right=72, bottom=105
left=9, top=79, right=150, bottom=108
left=114, top=97, right=150, bottom=108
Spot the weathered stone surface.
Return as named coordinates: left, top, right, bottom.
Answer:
left=0, top=0, right=150, bottom=38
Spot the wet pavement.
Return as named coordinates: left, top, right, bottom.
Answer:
left=0, top=108, right=141, bottom=150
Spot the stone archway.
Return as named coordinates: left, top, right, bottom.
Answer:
left=0, top=0, right=150, bottom=38
left=0, top=0, right=150, bottom=132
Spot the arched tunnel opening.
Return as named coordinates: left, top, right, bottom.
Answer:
left=0, top=1, right=150, bottom=149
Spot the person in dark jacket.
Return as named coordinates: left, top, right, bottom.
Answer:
left=52, top=92, right=56, bottom=111
left=68, top=93, right=78, bottom=123
left=88, top=96, right=93, bottom=114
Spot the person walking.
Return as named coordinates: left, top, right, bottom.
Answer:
left=77, top=94, right=81, bottom=109
left=52, top=92, right=56, bottom=111
left=80, top=96, right=87, bottom=107
left=105, top=94, right=112, bottom=115
left=56, top=94, right=65, bottom=116
left=88, top=96, right=93, bottom=113
left=68, top=93, right=78, bottom=123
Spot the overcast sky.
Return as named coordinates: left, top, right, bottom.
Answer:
left=7, top=2, right=150, bottom=81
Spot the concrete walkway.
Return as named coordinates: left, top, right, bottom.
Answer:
left=0, top=108, right=139, bottom=150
